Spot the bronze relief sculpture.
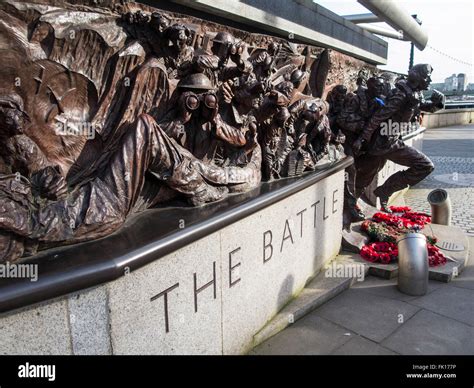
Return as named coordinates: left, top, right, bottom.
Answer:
left=1, top=0, right=394, bottom=263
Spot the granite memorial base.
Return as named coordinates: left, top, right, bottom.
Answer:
left=0, top=161, right=350, bottom=355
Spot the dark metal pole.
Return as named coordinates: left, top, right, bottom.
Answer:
left=409, top=14, right=422, bottom=71
left=409, top=41, right=415, bottom=70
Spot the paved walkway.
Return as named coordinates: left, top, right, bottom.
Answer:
left=404, top=124, right=474, bottom=236
left=251, top=124, right=474, bottom=355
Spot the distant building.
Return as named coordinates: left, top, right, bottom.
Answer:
left=444, top=74, right=458, bottom=92
left=457, top=73, right=468, bottom=92
left=443, top=73, right=468, bottom=92
left=467, top=83, right=474, bottom=91
left=429, top=82, right=445, bottom=91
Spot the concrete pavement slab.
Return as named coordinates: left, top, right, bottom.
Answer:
left=408, top=285, right=474, bottom=326
left=250, top=314, right=354, bottom=355
left=381, top=309, right=474, bottom=355
left=331, top=335, right=397, bottom=355
left=313, top=288, right=420, bottom=342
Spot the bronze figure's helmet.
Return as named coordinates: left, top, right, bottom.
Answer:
left=177, top=73, right=214, bottom=91
left=290, top=69, right=304, bottom=84
left=211, top=31, right=236, bottom=59
left=408, top=64, right=433, bottom=90
left=212, top=31, right=235, bottom=45
left=289, top=69, right=309, bottom=90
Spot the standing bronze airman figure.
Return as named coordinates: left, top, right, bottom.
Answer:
left=353, top=64, right=444, bottom=212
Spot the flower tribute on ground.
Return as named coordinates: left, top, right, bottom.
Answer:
left=360, top=206, right=447, bottom=266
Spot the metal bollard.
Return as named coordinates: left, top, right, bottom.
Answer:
left=397, top=233, right=429, bottom=296
left=427, top=189, right=451, bottom=225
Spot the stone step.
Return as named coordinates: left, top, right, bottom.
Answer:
left=251, top=255, right=369, bottom=349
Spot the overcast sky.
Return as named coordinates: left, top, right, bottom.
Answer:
left=316, top=0, right=474, bottom=83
